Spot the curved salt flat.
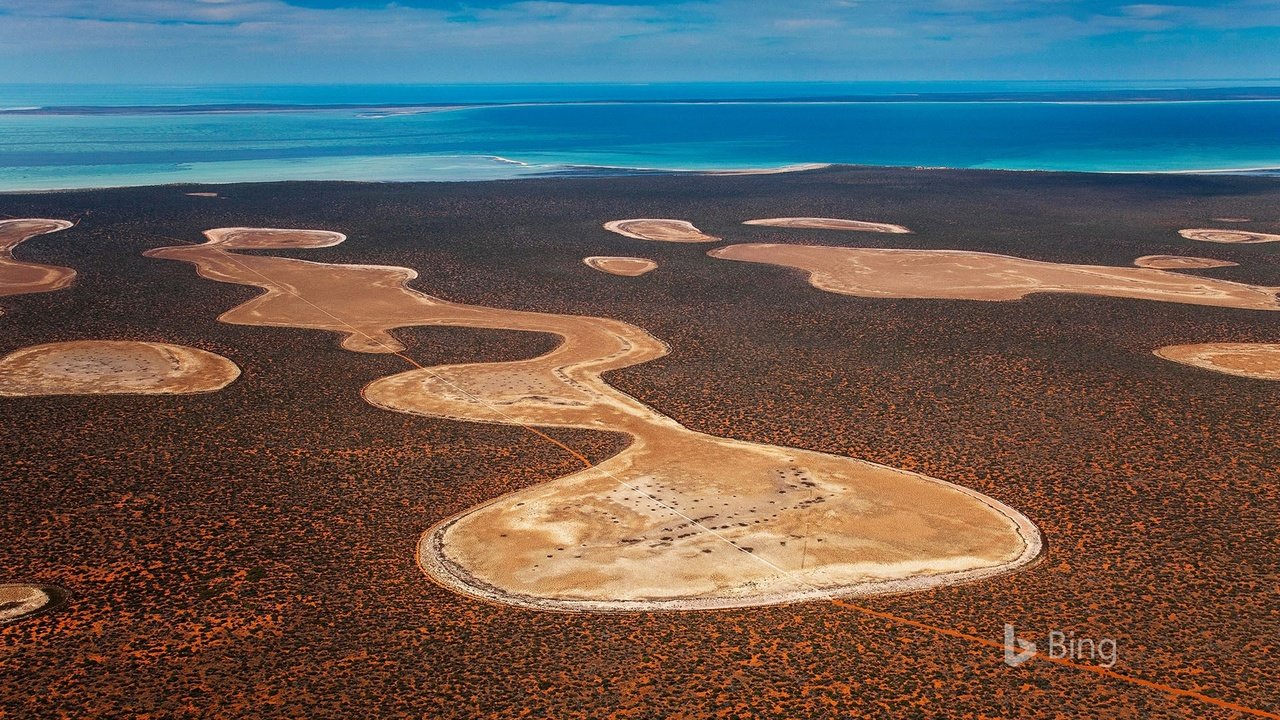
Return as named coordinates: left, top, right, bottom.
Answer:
left=0, top=341, right=240, bottom=396
left=603, top=219, right=720, bottom=243
left=708, top=244, right=1280, bottom=310
left=1133, top=255, right=1238, bottom=270
left=744, top=217, right=912, bottom=234
left=583, top=256, right=657, bottom=277
left=1155, top=343, right=1280, bottom=381
left=144, top=228, right=407, bottom=353
left=0, top=219, right=75, bottom=314
left=149, top=228, right=1040, bottom=612
left=0, top=584, right=55, bottom=623
left=1179, top=229, right=1280, bottom=244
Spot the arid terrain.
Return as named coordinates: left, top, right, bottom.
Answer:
left=706, top=243, right=1280, bottom=308
left=0, top=340, right=240, bottom=396
left=0, top=166, right=1278, bottom=718
left=0, top=218, right=76, bottom=314
left=1179, top=228, right=1280, bottom=244
left=582, top=256, right=658, bottom=276
left=1133, top=255, right=1238, bottom=269
left=743, top=216, right=913, bottom=233
left=143, top=227, right=1038, bottom=611
left=603, top=218, right=720, bottom=243
left=1154, top=343, right=1280, bottom=381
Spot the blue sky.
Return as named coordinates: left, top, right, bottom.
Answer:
left=1, top=0, right=1278, bottom=83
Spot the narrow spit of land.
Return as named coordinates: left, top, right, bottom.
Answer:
left=743, top=217, right=912, bottom=233
left=707, top=244, right=1280, bottom=309
left=0, top=219, right=75, bottom=314
left=1132, top=255, right=1238, bottom=269
left=147, top=227, right=1041, bottom=612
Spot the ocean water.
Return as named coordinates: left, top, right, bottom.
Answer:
left=2, top=82, right=1279, bottom=191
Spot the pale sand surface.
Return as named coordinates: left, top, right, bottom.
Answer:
left=744, top=217, right=912, bottom=234
left=185, top=192, right=219, bottom=198
left=0, top=219, right=75, bottom=313
left=582, top=256, right=658, bottom=277
left=0, top=584, right=51, bottom=623
left=1133, top=255, right=1238, bottom=270
left=0, top=341, right=240, bottom=396
left=150, top=228, right=1040, bottom=612
left=1211, top=217, right=1252, bottom=223
left=708, top=244, right=1280, bottom=310
left=1179, top=228, right=1280, bottom=244
left=602, top=219, right=720, bottom=243
left=703, top=163, right=831, bottom=176
left=1155, top=343, right=1280, bottom=381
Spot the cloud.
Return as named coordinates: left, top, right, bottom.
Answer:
left=1, top=0, right=1278, bottom=81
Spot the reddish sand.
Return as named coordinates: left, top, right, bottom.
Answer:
left=0, top=341, right=240, bottom=396
left=602, top=219, right=720, bottom=243
left=0, top=219, right=75, bottom=314
left=582, top=256, right=658, bottom=276
left=1133, top=255, right=1238, bottom=270
left=1179, top=229, right=1280, bottom=244
left=708, top=243, right=1280, bottom=310
left=149, top=227, right=1040, bottom=611
left=744, top=217, right=912, bottom=234
left=1154, top=343, right=1280, bottom=381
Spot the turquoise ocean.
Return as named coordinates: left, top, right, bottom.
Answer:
left=2, top=81, right=1279, bottom=191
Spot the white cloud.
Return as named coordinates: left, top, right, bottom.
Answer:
left=0, top=0, right=1278, bottom=81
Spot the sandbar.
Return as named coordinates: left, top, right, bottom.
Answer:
left=703, top=163, right=831, bottom=176
left=583, top=256, right=658, bottom=276
left=708, top=244, right=1280, bottom=310
left=0, top=219, right=75, bottom=313
left=0, top=341, right=240, bottom=396
left=1154, top=343, right=1280, bottom=381
left=1133, top=255, right=1238, bottom=270
left=151, top=227, right=1041, bottom=612
left=1179, top=229, right=1280, bottom=244
left=603, top=219, right=720, bottom=243
left=744, top=217, right=912, bottom=234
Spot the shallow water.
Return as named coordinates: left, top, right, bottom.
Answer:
left=2, top=82, right=1279, bottom=190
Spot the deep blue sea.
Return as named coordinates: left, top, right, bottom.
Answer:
left=2, top=82, right=1279, bottom=191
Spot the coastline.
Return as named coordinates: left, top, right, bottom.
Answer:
left=8, top=92, right=1280, bottom=117
left=5, top=86, right=1279, bottom=192
left=4, top=160, right=1280, bottom=195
